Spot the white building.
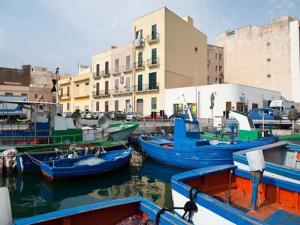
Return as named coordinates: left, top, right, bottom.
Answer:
left=165, top=83, right=281, bottom=119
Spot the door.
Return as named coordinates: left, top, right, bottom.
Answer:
left=151, top=48, right=157, bottom=64
left=115, top=100, right=119, bottom=111
left=138, top=52, right=143, bottom=67
left=126, top=100, right=130, bottom=113
left=96, top=83, right=99, bottom=95
left=149, top=72, right=157, bottom=90
left=105, top=101, right=109, bottom=112
left=137, top=99, right=143, bottom=115
left=226, top=102, right=232, bottom=112
left=152, top=24, right=157, bottom=40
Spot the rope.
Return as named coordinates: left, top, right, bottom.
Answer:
left=24, top=152, right=42, bottom=166
left=155, top=187, right=201, bottom=224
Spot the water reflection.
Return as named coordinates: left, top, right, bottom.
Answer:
left=1, top=150, right=185, bottom=219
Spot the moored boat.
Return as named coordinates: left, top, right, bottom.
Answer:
left=171, top=164, right=300, bottom=224
left=139, top=117, right=277, bottom=169
left=38, top=148, right=132, bottom=180
left=233, top=141, right=300, bottom=185
left=104, top=121, right=139, bottom=141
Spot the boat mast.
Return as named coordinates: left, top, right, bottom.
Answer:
left=181, top=94, right=193, bottom=122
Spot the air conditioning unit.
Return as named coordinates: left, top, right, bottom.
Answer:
left=120, top=76, right=124, bottom=84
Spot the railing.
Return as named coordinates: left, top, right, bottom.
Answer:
left=92, top=90, right=110, bottom=98
left=134, top=38, right=145, bottom=48
left=147, top=58, right=159, bottom=67
left=134, top=61, right=145, bottom=70
left=146, top=32, right=160, bottom=43
left=112, top=86, right=133, bottom=96
left=135, top=83, right=159, bottom=93
left=93, top=72, right=100, bottom=79
left=122, top=64, right=132, bottom=73
left=111, top=67, right=121, bottom=75
left=101, top=70, right=110, bottom=78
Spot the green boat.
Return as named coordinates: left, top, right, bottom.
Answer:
left=278, top=133, right=300, bottom=141
left=104, top=121, right=139, bottom=141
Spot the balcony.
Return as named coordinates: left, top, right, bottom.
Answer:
left=147, top=57, right=159, bottom=68
left=146, top=32, right=160, bottom=44
left=122, top=64, right=132, bottom=73
left=111, top=67, right=121, bottom=76
left=134, top=61, right=145, bottom=71
left=134, top=38, right=145, bottom=48
left=74, top=93, right=89, bottom=99
left=101, top=70, right=110, bottom=78
left=92, top=90, right=110, bottom=98
left=93, top=72, right=100, bottom=80
left=112, top=87, right=133, bottom=96
left=135, top=83, right=159, bottom=94
left=59, top=94, right=70, bottom=100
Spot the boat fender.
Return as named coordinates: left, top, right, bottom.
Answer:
left=0, top=187, right=12, bottom=225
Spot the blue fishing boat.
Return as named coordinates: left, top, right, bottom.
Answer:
left=37, top=149, right=132, bottom=180
left=1, top=193, right=189, bottom=225
left=171, top=164, right=300, bottom=224
left=233, top=141, right=300, bottom=186
left=139, top=117, right=277, bottom=169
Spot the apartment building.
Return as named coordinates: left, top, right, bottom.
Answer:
left=216, top=16, right=300, bottom=103
left=207, top=45, right=224, bottom=84
left=91, top=44, right=133, bottom=113
left=133, top=7, right=207, bottom=116
left=58, top=67, right=91, bottom=112
left=0, top=65, right=54, bottom=102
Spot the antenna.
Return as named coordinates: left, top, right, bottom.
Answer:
left=181, top=94, right=193, bottom=122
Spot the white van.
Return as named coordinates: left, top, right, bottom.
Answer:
left=269, top=100, right=295, bottom=119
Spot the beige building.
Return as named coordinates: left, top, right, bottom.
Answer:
left=91, top=44, right=133, bottom=113
left=216, top=16, right=300, bottom=103
left=0, top=65, right=54, bottom=102
left=207, top=44, right=224, bottom=84
left=58, top=67, right=91, bottom=112
left=133, top=7, right=207, bottom=116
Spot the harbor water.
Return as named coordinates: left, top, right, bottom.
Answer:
left=0, top=149, right=185, bottom=219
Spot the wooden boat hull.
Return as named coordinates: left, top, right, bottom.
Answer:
left=14, top=196, right=189, bottom=225
left=15, top=140, right=127, bottom=174
left=39, top=149, right=132, bottom=180
left=139, top=136, right=278, bottom=169
left=171, top=165, right=300, bottom=225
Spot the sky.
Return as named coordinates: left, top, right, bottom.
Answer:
left=0, top=0, right=300, bottom=74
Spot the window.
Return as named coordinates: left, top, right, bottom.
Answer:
left=105, top=81, right=109, bottom=94
left=151, top=97, right=157, bottom=110
left=219, top=66, right=222, bottom=71
left=115, top=58, right=119, bottom=71
left=115, top=79, right=119, bottom=91
left=105, top=61, right=109, bottom=74
left=67, top=87, right=70, bottom=96
left=151, top=24, right=157, bottom=40
left=126, top=77, right=130, bottom=91
left=115, top=100, right=119, bottom=111
left=149, top=72, right=157, bottom=90
left=185, top=122, right=200, bottom=133
left=215, top=54, right=218, bottom=59
left=226, top=102, right=232, bottom=112
left=67, top=103, right=70, bottom=111
left=138, top=52, right=143, bottom=67
left=138, top=74, right=143, bottom=91
left=135, top=30, right=143, bottom=39
left=60, top=88, right=63, bottom=96
left=21, top=93, right=27, bottom=96
left=266, top=42, right=271, bottom=47
left=105, top=101, right=109, bottom=112
left=96, top=102, right=99, bottom=111
left=126, top=55, right=131, bottom=70
left=35, top=94, right=38, bottom=98
left=219, top=54, right=222, bottom=60
left=267, top=58, right=271, bottom=62
left=96, top=82, right=99, bottom=94
left=267, top=74, right=271, bottom=78
left=215, top=66, right=218, bottom=71
left=236, top=102, right=247, bottom=113
left=85, top=82, right=89, bottom=86
left=252, top=103, right=258, bottom=109
left=151, top=48, right=157, bottom=64
left=96, top=64, right=100, bottom=75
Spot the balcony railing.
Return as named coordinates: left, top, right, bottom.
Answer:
left=147, top=57, right=159, bottom=68
left=74, top=93, right=90, bottom=98
left=111, top=67, right=121, bottom=76
left=101, top=70, right=110, bottom=78
left=92, top=90, right=110, bottom=98
left=93, top=72, right=100, bottom=80
left=146, top=32, right=160, bottom=44
left=134, top=38, right=145, bottom=48
left=59, top=94, right=70, bottom=100
left=122, top=64, right=132, bottom=73
left=134, top=61, right=145, bottom=71
left=112, top=86, right=133, bottom=96
left=135, top=83, right=159, bottom=93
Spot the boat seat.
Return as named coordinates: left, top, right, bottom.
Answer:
left=264, top=210, right=300, bottom=225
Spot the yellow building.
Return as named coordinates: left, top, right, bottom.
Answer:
left=133, top=7, right=207, bottom=116
left=58, top=67, right=91, bottom=112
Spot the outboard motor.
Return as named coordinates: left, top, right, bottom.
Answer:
left=0, top=187, right=12, bottom=225
left=246, top=149, right=266, bottom=211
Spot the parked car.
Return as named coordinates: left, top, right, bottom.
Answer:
left=106, top=111, right=126, bottom=120
left=85, top=112, right=93, bottom=119
left=145, top=112, right=168, bottom=119
left=63, top=112, right=72, bottom=118
left=92, top=112, right=104, bottom=120
left=126, top=112, right=144, bottom=121
left=248, top=108, right=282, bottom=120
